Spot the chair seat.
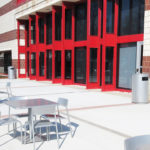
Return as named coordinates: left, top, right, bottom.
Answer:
left=0, top=118, right=19, bottom=126
left=42, top=114, right=64, bottom=119
left=34, top=120, right=52, bottom=128
left=14, top=113, right=29, bottom=118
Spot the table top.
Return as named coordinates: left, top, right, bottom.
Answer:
left=4, top=98, right=57, bottom=109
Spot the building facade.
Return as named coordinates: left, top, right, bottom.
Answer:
left=0, top=0, right=150, bottom=93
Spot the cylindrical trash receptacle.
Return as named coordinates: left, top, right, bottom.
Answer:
left=132, top=73, right=149, bottom=103
left=8, top=66, right=16, bottom=79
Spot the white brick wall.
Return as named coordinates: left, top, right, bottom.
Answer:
left=0, top=10, right=17, bottom=34
left=0, top=40, right=18, bottom=59
left=0, top=0, right=11, bottom=8
left=144, top=10, right=150, bottom=57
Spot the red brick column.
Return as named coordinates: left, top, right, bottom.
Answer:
left=145, top=0, right=150, bottom=10
left=143, top=56, right=150, bottom=76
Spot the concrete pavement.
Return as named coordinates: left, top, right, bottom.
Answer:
left=0, top=79, right=150, bottom=150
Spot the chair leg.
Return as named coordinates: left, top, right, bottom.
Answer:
left=59, top=118, right=63, bottom=132
left=46, top=127, right=49, bottom=141
left=20, top=123, right=23, bottom=144
left=55, top=120, right=59, bottom=149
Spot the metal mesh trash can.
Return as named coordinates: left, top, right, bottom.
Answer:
left=132, top=73, right=149, bottom=103
left=8, top=66, right=16, bottom=79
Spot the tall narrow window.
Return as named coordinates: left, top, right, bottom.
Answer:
left=31, top=53, right=36, bottom=75
left=46, top=50, right=52, bottom=79
left=39, top=52, right=45, bottom=76
left=89, top=48, right=97, bottom=82
left=90, top=0, right=98, bottom=35
left=105, top=47, right=114, bottom=84
left=65, top=50, right=72, bottom=79
left=55, top=12, right=62, bottom=41
left=100, top=0, right=103, bottom=38
left=75, top=47, right=86, bottom=84
left=55, top=51, right=61, bottom=78
left=65, top=9, right=72, bottom=39
left=26, top=21, right=29, bottom=47
left=27, top=52, right=29, bottom=76
left=31, top=20, right=36, bottom=44
left=106, top=0, right=115, bottom=33
left=39, top=18, right=44, bottom=43
left=119, top=0, right=144, bottom=35
left=75, top=3, right=87, bottom=41
left=118, top=43, right=136, bottom=89
left=100, top=46, right=102, bottom=85
left=46, top=14, right=52, bottom=44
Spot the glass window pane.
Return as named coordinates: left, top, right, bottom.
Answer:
left=27, top=52, right=29, bottom=76
left=55, top=12, right=62, bottom=41
left=65, top=9, right=72, bottom=39
left=118, top=0, right=130, bottom=35
left=105, top=47, right=114, bottom=84
left=118, top=0, right=144, bottom=35
left=65, top=50, right=72, bottom=79
left=46, top=14, right=52, bottom=44
left=31, top=20, right=36, bottom=44
left=46, top=50, right=52, bottom=79
left=118, top=43, right=136, bottom=89
left=39, top=52, right=45, bottom=76
left=31, top=53, right=36, bottom=75
left=100, top=46, right=102, bottom=86
left=26, top=21, right=29, bottom=47
left=100, top=0, right=103, bottom=38
left=55, top=51, right=61, bottom=78
left=75, top=47, right=86, bottom=84
left=90, top=0, right=98, bottom=35
left=75, top=3, right=87, bottom=41
left=39, top=18, right=44, bottom=43
left=106, top=0, right=115, bottom=33
left=90, top=48, right=97, bottom=82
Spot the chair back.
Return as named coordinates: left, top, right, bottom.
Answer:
left=58, top=98, right=68, bottom=108
left=125, top=135, right=150, bottom=150
left=8, top=96, right=28, bottom=101
left=6, top=82, right=12, bottom=98
left=32, top=105, right=56, bottom=116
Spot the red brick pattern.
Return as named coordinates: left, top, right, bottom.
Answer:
left=20, top=59, right=25, bottom=69
left=12, top=59, right=18, bottom=69
left=145, top=0, right=150, bottom=10
left=0, top=30, right=24, bottom=43
left=142, top=56, right=150, bottom=76
left=0, top=0, right=31, bottom=16
left=0, top=30, right=17, bottom=43
left=19, top=30, right=25, bottom=39
left=12, top=59, right=25, bottom=69
left=0, top=0, right=16, bottom=16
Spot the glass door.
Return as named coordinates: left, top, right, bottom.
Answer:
left=118, top=43, right=137, bottom=89
left=65, top=50, right=72, bottom=79
left=39, top=52, right=45, bottom=77
left=31, top=52, right=36, bottom=79
left=55, top=51, right=61, bottom=79
left=75, top=47, right=86, bottom=84
left=27, top=52, right=29, bottom=77
left=46, top=50, right=52, bottom=79
left=105, top=47, right=114, bottom=85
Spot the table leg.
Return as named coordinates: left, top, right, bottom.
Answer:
left=28, top=108, right=33, bottom=141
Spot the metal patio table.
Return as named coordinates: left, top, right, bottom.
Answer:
left=4, top=98, right=57, bottom=141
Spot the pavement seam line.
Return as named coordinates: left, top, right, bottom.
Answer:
left=69, top=114, right=131, bottom=138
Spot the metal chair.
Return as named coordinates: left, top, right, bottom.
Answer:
left=30, top=105, right=59, bottom=150
left=0, top=104, right=23, bottom=143
left=41, top=98, right=72, bottom=136
left=6, top=82, right=13, bottom=98
left=8, top=96, right=29, bottom=118
left=125, top=135, right=150, bottom=150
